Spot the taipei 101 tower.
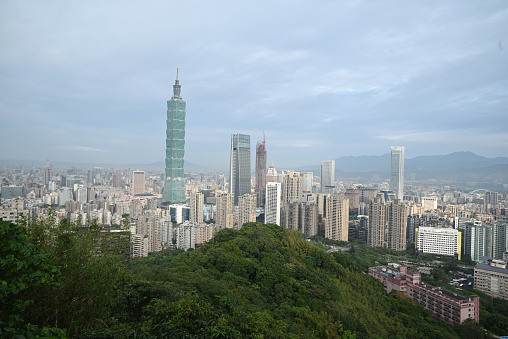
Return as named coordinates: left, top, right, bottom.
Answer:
left=163, top=69, right=186, bottom=204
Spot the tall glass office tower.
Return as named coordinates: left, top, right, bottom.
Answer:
left=229, top=134, right=251, bottom=206
left=163, top=71, right=186, bottom=204
left=390, top=146, right=405, bottom=200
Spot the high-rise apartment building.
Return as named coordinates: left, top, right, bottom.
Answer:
left=492, top=222, right=507, bottom=259
left=266, top=162, right=278, bottom=183
left=324, top=194, right=349, bottom=241
left=255, top=136, right=267, bottom=207
left=163, top=71, right=186, bottom=204
left=216, top=193, right=234, bottom=229
left=229, top=134, right=251, bottom=206
left=265, top=182, right=281, bottom=225
left=190, top=192, right=204, bottom=223
left=388, top=199, right=409, bottom=251
left=112, top=172, right=122, bottom=188
left=238, top=194, right=257, bottom=228
left=390, top=146, right=404, bottom=200
left=368, top=197, right=386, bottom=248
left=321, top=160, right=335, bottom=193
left=132, top=170, right=145, bottom=195
left=282, top=171, right=302, bottom=204
left=465, top=222, right=492, bottom=262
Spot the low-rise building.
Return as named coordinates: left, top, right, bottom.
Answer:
left=474, top=257, right=508, bottom=301
left=369, top=264, right=479, bottom=325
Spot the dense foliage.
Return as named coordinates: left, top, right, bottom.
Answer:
left=1, top=219, right=499, bottom=337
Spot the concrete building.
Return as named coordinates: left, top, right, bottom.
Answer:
left=388, top=199, right=409, bottom=251
left=229, top=133, right=251, bottom=205
left=345, top=188, right=360, bottom=211
left=324, top=194, right=349, bottom=241
left=368, top=197, right=387, bottom=248
left=390, top=146, right=404, bottom=200
left=132, top=170, right=146, bottom=195
left=176, top=221, right=196, bottom=251
left=136, top=212, right=162, bottom=253
left=282, top=171, right=302, bottom=204
left=163, top=71, right=186, bottom=204
left=321, top=160, right=335, bottom=193
left=266, top=162, right=278, bottom=184
left=112, top=172, right=122, bottom=188
left=369, top=264, right=479, bottom=325
left=281, top=202, right=300, bottom=232
left=302, top=172, right=313, bottom=193
left=265, top=182, right=281, bottom=225
left=465, top=222, right=492, bottom=262
left=216, top=193, right=234, bottom=229
left=491, top=222, right=507, bottom=259
left=300, top=201, right=318, bottom=237
left=416, top=226, right=461, bottom=259
left=131, top=233, right=149, bottom=258
left=474, top=257, right=508, bottom=300
left=255, top=136, right=267, bottom=207
left=238, top=194, right=256, bottom=228
left=190, top=192, right=204, bottom=223
left=195, top=223, right=215, bottom=246
left=422, top=197, right=438, bottom=211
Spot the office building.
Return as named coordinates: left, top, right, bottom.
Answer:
left=132, top=170, right=145, bottom=195
left=216, top=193, right=234, bottom=229
left=325, top=194, right=349, bottom=241
left=190, top=192, right=204, bottom=223
left=255, top=136, right=267, bottom=207
left=390, top=146, right=404, bottom=200
left=163, top=70, right=186, bottom=204
left=474, top=257, right=508, bottom=300
left=416, top=227, right=461, bottom=259
left=265, top=182, right=281, bottom=225
left=238, top=194, right=256, bottom=228
left=229, top=134, right=251, bottom=205
left=282, top=171, right=302, bottom=204
left=321, top=160, right=335, bottom=193
left=302, top=172, right=313, bottom=193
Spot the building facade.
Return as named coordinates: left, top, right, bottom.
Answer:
left=416, top=226, right=461, bottom=259
left=190, top=192, right=204, bottom=223
left=216, top=193, right=234, bottom=229
left=390, top=146, right=404, bottom=200
left=229, top=134, right=251, bottom=206
left=321, top=160, right=335, bottom=193
left=474, top=257, right=508, bottom=300
left=163, top=72, right=186, bottom=204
left=282, top=171, right=302, bottom=204
left=238, top=194, right=257, bottom=228
left=255, top=136, right=267, bottom=207
left=265, top=182, right=281, bottom=226
left=325, top=194, right=349, bottom=241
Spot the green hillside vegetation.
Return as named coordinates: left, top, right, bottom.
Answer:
left=1, top=219, right=491, bottom=338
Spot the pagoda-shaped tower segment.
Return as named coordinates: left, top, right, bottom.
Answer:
left=163, top=70, right=186, bottom=204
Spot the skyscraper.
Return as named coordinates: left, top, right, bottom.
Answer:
left=321, top=160, right=335, bottom=193
left=163, top=70, right=186, bottom=204
left=282, top=171, right=302, bottom=204
left=132, top=170, right=145, bottom=195
left=302, top=172, right=313, bottom=193
left=190, top=192, right=204, bottom=223
left=112, top=172, right=122, bottom=188
left=255, top=135, right=267, bottom=207
left=229, top=133, right=251, bottom=205
left=325, top=194, right=349, bottom=241
left=390, top=146, right=404, bottom=200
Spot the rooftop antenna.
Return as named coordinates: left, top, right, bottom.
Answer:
left=176, top=68, right=179, bottom=81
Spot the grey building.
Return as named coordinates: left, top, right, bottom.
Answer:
left=229, top=134, right=251, bottom=205
left=390, top=146, right=404, bottom=200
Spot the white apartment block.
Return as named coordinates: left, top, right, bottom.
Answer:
left=416, top=226, right=461, bottom=259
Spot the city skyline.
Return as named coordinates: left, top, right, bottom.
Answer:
left=1, top=1, right=507, bottom=168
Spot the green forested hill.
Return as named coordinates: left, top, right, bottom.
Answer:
left=1, top=220, right=487, bottom=338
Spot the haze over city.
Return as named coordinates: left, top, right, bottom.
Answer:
left=1, top=1, right=507, bottom=169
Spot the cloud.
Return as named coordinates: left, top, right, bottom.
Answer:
left=57, top=145, right=109, bottom=153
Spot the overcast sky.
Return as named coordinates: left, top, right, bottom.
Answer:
left=1, top=0, right=507, bottom=170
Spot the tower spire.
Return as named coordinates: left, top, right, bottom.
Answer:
left=173, top=68, right=181, bottom=98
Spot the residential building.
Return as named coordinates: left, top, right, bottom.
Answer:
left=176, top=221, right=196, bottom=251
left=302, top=172, right=313, bottom=193
left=265, top=182, right=281, bottom=225
left=216, top=193, right=234, bottom=229
left=112, top=172, right=122, bottom=188
left=388, top=199, right=409, bottom=251
left=474, top=257, right=508, bottom=300
left=266, top=162, right=278, bottom=184
left=190, top=192, right=204, bottom=223
left=368, top=197, right=386, bottom=248
left=163, top=71, right=186, bottom=204
left=369, top=264, right=479, bottom=325
left=282, top=171, right=302, bottom=204
left=325, top=194, right=349, bottom=241
left=238, top=194, right=256, bottom=228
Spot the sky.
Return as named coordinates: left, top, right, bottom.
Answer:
left=1, top=0, right=507, bottom=171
